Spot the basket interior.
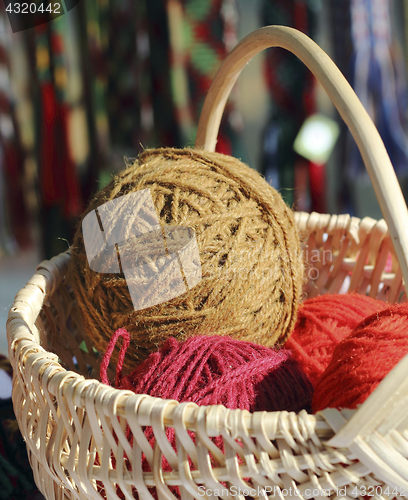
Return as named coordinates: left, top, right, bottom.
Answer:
left=33, top=212, right=406, bottom=379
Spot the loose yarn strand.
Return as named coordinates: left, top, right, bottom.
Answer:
left=100, top=328, right=130, bottom=387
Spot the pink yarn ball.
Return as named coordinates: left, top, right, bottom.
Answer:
left=101, top=331, right=313, bottom=413
left=98, top=332, right=313, bottom=499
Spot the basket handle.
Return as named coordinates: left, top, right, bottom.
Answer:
left=195, top=25, right=408, bottom=291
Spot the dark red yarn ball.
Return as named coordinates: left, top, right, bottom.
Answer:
left=101, top=331, right=313, bottom=413
left=312, top=302, right=408, bottom=412
left=99, top=332, right=313, bottom=499
left=286, top=294, right=386, bottom=387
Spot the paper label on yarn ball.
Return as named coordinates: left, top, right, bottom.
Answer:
left=293, top=114, right=340, bottom=164
left=82, top=189, right=202, bottom=311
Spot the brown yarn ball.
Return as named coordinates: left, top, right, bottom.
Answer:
left=70, top=148, right=303, bottom=372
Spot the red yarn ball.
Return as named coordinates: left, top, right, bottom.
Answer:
left=101, top=331, right=313, bottom=413
left=286, top=294, right=386, bottom=387
left=312, top=302, right=408, bottom=412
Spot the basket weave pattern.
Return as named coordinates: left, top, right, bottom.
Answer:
left=7, top=212, right=408, bottom=499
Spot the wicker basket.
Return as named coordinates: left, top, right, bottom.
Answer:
left=7, top=26, right=408, bottom=500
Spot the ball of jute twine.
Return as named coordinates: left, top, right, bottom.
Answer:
left=70, top=148, right=304, bottom=372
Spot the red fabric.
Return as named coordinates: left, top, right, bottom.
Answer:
left=286, top=294, right=387, bottom=387
left=215, top=133, right=232, bottom=157
left=40, top=82, right=59, bottom=206
left=1, top=141, right=32, bottom=249
left=40, top=82, right=82, bottom=217
left=312, top=302, right=408, bottom=411
left=308, top=161, right=327, bottom=213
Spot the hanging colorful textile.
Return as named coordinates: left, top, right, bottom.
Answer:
left=166, top=0, right=244, bottom=157
left=0, top=5, right=32, bottom=252
left=260, top=0, right=319, bottom=209
left=145, top=0, right=182, bottom=149
left=35, top=15, right=82, bottom=258
left=327, top=0, right=353, bottom=214
left=78, top=0, right=110, bottom=196
left=100, top=0, right=179, bottom=151
left=8, top=28, right=41, bottom=247
left=134, top=0, right=156, bottom=149
left=104, top=1, right=140, bottom=151
left=348, top=0, right=408, bottom=175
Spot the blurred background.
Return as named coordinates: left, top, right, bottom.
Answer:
left=1, top=0, right=408, bottom=356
